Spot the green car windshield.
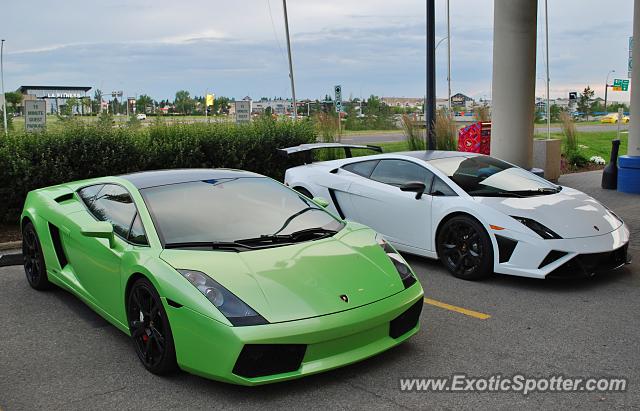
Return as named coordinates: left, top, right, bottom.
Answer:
left=141, top=177, right=344, bottom=247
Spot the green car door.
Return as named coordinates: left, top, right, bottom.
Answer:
left=65, top=183, right=145, bottom=321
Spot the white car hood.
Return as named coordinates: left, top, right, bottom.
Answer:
left=474, top=187, right=623, bottom=239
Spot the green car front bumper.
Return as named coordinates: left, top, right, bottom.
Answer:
left=165, top=283, right=424, bottom=385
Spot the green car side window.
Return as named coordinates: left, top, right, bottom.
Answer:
left=88, top=184, right=147, bottom=244
left=128, top=212, right=148, bottom=246
left=78, top=184, right=104, bottom=207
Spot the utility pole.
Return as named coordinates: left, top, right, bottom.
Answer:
left=426, top=0, right=436, bottom=150
left=282, top=0, right=297, bottom=120
left=604, top=69, right=615, bottom=113
left=446, top=0, right=451, bottom=113
left=544, top=0, right=551, bottom=140
left=1, top=39, right=7, bottom=136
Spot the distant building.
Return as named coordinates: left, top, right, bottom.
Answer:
left=450, top=93, right=474, bottom=109
left=381, top=97, right=424, bottom=108
left=251, top=98, right=293, bottom=115
left=18, top=85, right=91, bottom=114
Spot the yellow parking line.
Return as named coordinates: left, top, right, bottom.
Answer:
left=423, top=298, right=491, bottom=320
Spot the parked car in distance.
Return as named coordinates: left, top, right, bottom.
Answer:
left=600, top=113, right=629, bottom=124
left=136, top=113, right=147, bottom=120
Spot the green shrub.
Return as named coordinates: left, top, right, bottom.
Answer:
left=564, top=149, right=589, bottom=168
left=0, top=120, right=316, bottom=223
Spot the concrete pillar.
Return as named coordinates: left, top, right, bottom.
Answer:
left=618, top=0, right=640, bottom=193
left=490, top=0, right=538, bottom=169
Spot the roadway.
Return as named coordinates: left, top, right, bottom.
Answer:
left=0, top=171, right=638, bottom=410
left=341, top=124, right=628, bottom=144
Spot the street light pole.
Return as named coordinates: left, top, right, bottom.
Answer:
left=544, top=0, right=550, bottom=140
left=604, top=69, right=615, bottom=113
left=446, top=0, right=451, bottom=113
left=1, top=39, right=7, bottom=136
left=426, top=0, right=436, bottom=150
left=282, top=0, right=297, bottom=120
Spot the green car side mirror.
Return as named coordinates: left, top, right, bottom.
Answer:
left=313, top=197, right=330, bottom=208
left=82, top=221, right=116, bottom=248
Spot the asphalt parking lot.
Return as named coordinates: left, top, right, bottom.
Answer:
left=1, top=170, right=639, bottom=410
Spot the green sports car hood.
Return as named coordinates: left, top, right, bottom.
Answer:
left=159, top=224, right=407, bottom=323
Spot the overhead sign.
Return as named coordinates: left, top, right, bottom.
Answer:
left=235, top=100, right=252, bottom=124
left=45, top=92, right=83, bottom=99
left=206, top=94, right=215, bottom=107
left=334, top=85, right=342, bottom=113
left=613, top=79, right=629, bottom=92
left=24, top=100, right=47, bottom=133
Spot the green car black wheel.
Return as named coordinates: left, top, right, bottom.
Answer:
left=22, top=221, right=51, bottom=290
left=128, top=277, right=177, bottom=375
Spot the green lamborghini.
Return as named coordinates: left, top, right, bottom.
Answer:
left=20, top=169, right=424, bottom=385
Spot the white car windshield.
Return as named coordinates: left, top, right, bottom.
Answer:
left=429, top=156, right=561, bottom=197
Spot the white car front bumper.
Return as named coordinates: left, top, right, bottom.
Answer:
left=492, top=222, right=631, bottom=279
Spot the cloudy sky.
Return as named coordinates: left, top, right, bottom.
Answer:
left=0, top=0, right=634, bottom=101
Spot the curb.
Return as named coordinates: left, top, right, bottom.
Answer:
left=0, top=250, right=22, bottom=267
left=0, top=241, right=21, bottom=251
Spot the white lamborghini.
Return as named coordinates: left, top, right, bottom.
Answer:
left=281, top=143, right=631, bottom=280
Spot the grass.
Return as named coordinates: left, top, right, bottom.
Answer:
left=535, top=131, right=627, bottom=161
left=342, top=129, right=401, bottom=135
left=369, top=131, right=625, bottom=163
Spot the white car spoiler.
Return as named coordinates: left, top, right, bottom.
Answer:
left=278, top=143, right=382, bottom=164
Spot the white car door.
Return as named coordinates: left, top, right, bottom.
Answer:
left=342, top=159, right=434, bottom=251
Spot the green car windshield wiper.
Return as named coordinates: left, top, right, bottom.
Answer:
left=237, top=227, right=338, bottom=245
left=164, top=241, right=254, bottom=252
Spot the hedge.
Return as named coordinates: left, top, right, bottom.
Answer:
left=0, top=119, right=316, bottom=224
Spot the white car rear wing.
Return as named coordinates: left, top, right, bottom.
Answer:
left=278, top=143, right=382, bottom=164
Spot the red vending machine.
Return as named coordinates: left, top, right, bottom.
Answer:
left=457, top=122, right=491, bottom=154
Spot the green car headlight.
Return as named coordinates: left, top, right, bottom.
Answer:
left=376, top=234, right=417, bottom=289
left=178, top=269, right=268, bottom=326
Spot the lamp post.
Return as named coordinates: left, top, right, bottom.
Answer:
left=425, top=0, right=436, bottom=150
left=544, top=0, right=550, bottom=140
left=604, top=69, right=615, bottom=113
left=446, top=0, right=451, bottom=113
left=282, top=0, right=297, bottom=120
left=1, top=39, right=7, bottom=136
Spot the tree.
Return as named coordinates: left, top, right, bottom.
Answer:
left=4, top=92, right=22, bottom=114
left=93, top=89, right=103, bottom=114
left=549, top=103, right=561, bottom=122
left=174, top=90, right=194, bottom=115
left=213, top=96, right=231, bottom=114
left=607, top=102, right=629, bottom=113
left=136, top=94, right=153, bottom=114
left=81, top=97, right=91, bottom=115
left=61, top=97, right=78, bottom=116
left=590, top=100, right=604, bottom=115
left=577, top=86, right=595, bottom=120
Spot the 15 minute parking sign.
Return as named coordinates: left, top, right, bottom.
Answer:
left=24, top=100, right=47, bottom=132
